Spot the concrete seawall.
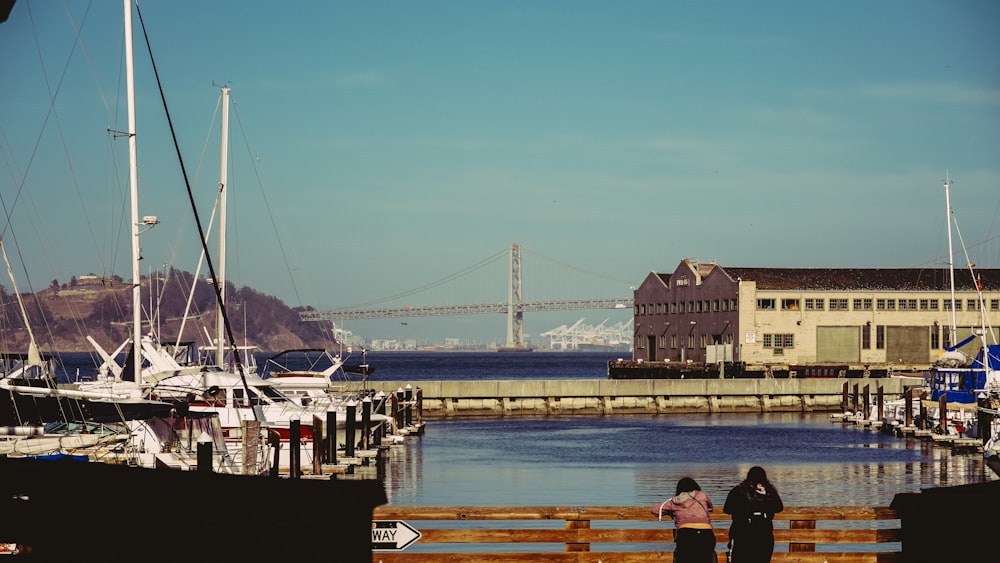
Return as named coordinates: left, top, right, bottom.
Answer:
left=367, top=378, right=918, bottom=418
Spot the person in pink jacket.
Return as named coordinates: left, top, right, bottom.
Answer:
left=651, top=477, right=716, bottom=562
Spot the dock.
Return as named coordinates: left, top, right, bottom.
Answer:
left=366, top=378, right=915, bottom=417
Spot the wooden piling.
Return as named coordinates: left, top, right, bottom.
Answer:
left=938, top=395, right=948, bottom=435
left=312, top=415, right=323, bottom=476
left=361, top=397, right=372, bottom=450
left=862, top=384, right=870, bottom=420
left=877, top=385, right=884, bottom=421
left=404, top=384, right=414, bottom=428
left=852, top=383, right=859, bottom=414
left=290, top=418, right=301, bottom=479
left=841, top=381, right=849, bottom=413
left=345, top=401, right=357, bottom=458
left=905, top=389, right=913, bottom=427
left=326, top=409, right=337, bottom=465
left=197, top=437, right=212, bottom=473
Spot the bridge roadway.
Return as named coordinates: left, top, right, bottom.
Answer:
left=298, top=298, right=633, bottom=321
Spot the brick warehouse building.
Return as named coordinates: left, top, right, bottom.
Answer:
left=625, top=259, right=1000, bottom=378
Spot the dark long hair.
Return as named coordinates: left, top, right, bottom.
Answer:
left=675, top=476, right=701, bottom=496
left=743, top=466, right=769, bottom=487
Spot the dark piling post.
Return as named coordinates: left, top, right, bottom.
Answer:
left=978, top=395, right=991, bottom=443
left=877, top=385, right=884, bottom=421
left=345, top=400, right=357, bottom=458
left=842, top=381, right=849, bottom=413
left=395, top=387, right=405, bottom=432
left=197, top=434, right=213, bottom=472
left=938, top=395, right=948, bottom=434
left=361, top=396, right=372, bottom=451
left=852, top=383, right=859, bottom=414
left=290, top=418, right=301, bottom=479
left=312, top=415, right=323, bottom=476
left=372, top=391, right=385, bottom=447
left=326, top=409, right=338, bottom=465
left=416, top=387, right=423, bottom=426
left=404, top=384, right=413, bottom=428
left=919, top=401, right=928, bottom=430
left=268, top=429, right=281, bottom=478
left=862, top=384, right=870, bottom=420
left=905, top=389, right=913, bottom=427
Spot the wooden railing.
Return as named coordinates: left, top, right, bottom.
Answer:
left=371, top=505, right=900, bottom=562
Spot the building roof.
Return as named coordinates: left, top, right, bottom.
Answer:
left=720, top=267, right=1000, bottom=292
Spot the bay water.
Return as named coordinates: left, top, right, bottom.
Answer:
left=55, top=350, right=996, bottom=507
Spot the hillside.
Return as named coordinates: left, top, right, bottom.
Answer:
left=0, top=269, right=338, bottom=354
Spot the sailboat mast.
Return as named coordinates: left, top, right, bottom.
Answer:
left=216, top=86, right=230, bottom=365
left=125, top=0, right=142, bottom=384
left=944, top=174, right=958, bottom=341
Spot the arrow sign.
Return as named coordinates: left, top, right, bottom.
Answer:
left=372, top=520, right=421, bottom=551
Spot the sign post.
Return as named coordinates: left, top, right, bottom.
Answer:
left=372, top=520, right=421, bottom=551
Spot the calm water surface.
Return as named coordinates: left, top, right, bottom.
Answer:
left=382, top=413, right=994, bottom=508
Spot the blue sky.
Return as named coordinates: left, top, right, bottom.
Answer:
left=2, top=1, right=999, bottom=343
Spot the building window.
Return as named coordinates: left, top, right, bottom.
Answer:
left=658, top=335, right=665, bottom=348
left=992, top=299, right=999, bottom=312
left=944, top=300, right=962, bottom=311
left=671, top=334, right=677, bottom=349
left=634, top=305, right=640, bottom=315
left=967, top=299, right=978, bottom=311
left=886, top=299, right=896, bottom=310
left=830, top=299, right=849, bottom=311
left=806, top=298, right=824, bottom=311
left=943, top=326, right=951, bottom=349
left=930, top=325, right=939, bottom=349
left=781, top=299, right=800, bottom=311
left=688, top=301, right=695, bottom=313
left=700, top=334, right=707, bottom=348
left=876, top=299, right=886, bottom=310
left=853, top=298, right=872, bottom=311
left=862, top=323, right=871, bottom=349
left=929, top=299, right=939, bottom=310
left=876, top=325, right=885, bottom=349
left=722, top=300, right=729, bottom=312
left=731, top=299, right=738, bottom=311
left=687, top=334, right=695, bottom=349
left=919, top=299, right=929, bottom=310
left=900, top=299, right=917, bottom=311
left=763, top=334, right=794, bottom=348
left=670, top=302, right=677, bottom=314
left=757, top=299, right=775, bottom=310
left=713, top=300, right=720, bottom=312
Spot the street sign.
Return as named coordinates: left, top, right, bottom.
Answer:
left=372, top=520, right=421, bottom=551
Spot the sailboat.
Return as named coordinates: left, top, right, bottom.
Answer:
left=927, top=175, right=1000, bottom=406
left=79, top=79, right=388, bottom=471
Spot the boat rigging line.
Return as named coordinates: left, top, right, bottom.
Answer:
left=131, top=3, right=257, bottom=419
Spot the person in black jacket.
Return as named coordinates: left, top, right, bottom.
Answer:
left=723, top=466, right=783, bottom=563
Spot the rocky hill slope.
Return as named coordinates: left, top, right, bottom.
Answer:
left=0, top=269, right=338, bottom=354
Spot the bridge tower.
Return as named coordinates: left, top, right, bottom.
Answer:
left=501, top=243, right=531, bottom=351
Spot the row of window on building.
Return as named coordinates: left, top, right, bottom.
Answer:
left=638, top=324, right=962, bottom=354
left=637, top=297, right=1000, bottom=315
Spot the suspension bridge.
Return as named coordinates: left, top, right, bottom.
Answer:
left=298, top=244, right=635, bottom=349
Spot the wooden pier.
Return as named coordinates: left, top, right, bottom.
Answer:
left=367, top=378, right=916, bottom=418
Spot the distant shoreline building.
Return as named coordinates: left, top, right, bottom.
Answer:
left=622, top=259, right=999, bottom=378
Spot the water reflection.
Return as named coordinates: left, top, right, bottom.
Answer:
left=381, top=413, right=995, bottom=507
